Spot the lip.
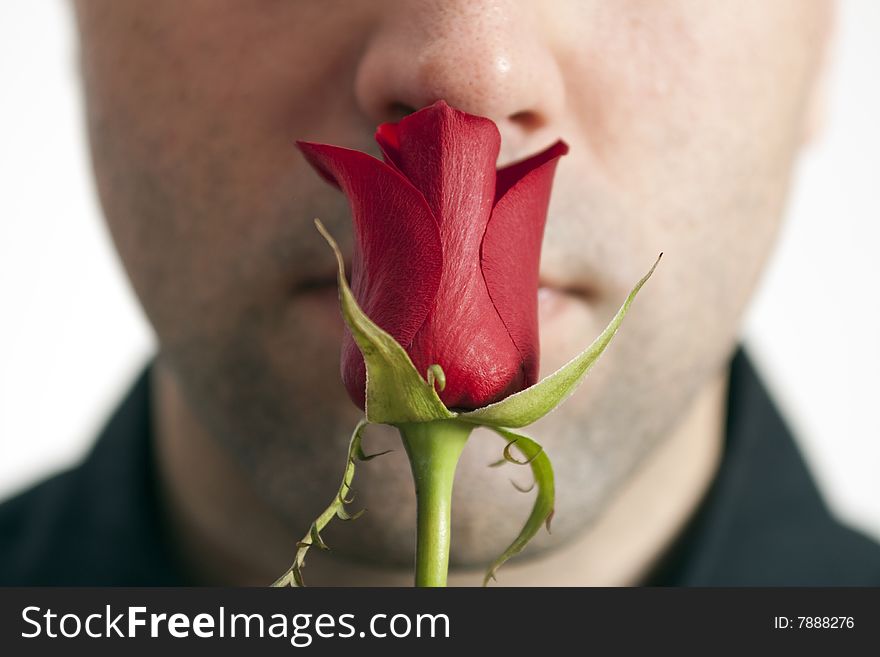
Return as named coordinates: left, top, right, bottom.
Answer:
left=297, top=277, right=591, bottom=337
left=294, top=246, right=594, bottom=301
left=295, top=276, right=338, bottom=293
left=294, top=265, right=352, bottom=295
left=537, top=284, right=590, bottom=318
left=297, top=276, right=594, bottom=303
left=537, top=279, right=596, bottom=303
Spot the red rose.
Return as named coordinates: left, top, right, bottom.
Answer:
left=297, top=100, right=568, bottom=410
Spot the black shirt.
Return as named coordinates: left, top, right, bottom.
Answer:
left=1, top=345, right=879, bottom=585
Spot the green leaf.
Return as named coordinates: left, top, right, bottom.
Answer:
left=314, top=219, right=456, bottom=425
left=460, top=253, right=662, bottom=428
left=272, top=418, right=372, bottom=587
left=483, top=427, right=555, bottom=586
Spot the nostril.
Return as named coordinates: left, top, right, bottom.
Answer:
left=509, top=110, right=544, bottom=131
left=386, top=103, right=542, bottom=132
left=387, top=102, right=417, bottom=122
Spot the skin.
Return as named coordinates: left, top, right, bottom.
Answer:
left=72, top=0, right=832, bottom=585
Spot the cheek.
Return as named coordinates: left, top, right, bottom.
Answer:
left=563, top=1, right=823, bottom=311
left=574, top=3, right=819, bottom=192
left=76, top=1, right=374, bottom=342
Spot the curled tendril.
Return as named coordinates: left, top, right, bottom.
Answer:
left=272, top=418, right=386, bottom=587
left=492, top=455, right=538, bottom=492
left=483, top=428, right=555, bottom=586
left=502, top=438, right=543, bottom=465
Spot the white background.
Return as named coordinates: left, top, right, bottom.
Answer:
left=1, top=1, right=878, bottom=540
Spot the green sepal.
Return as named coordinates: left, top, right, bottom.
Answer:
left=314, top=219, right=456, bottom=425
left=460, top=253, right=662, bottom=429
left=483, top=427, right=555, bottom=586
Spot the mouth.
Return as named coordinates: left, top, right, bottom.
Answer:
left=295, top=276, right=339, bottom=293
left=295, top=263, right=595, bottom=304
left=537, top=279, right=596, bottom=303
left=536, top=281, right=597, bottom=326
left=294, top=262, right=353, bottom=295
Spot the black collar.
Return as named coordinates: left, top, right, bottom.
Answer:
left=644, top=346, right=880, bottom=585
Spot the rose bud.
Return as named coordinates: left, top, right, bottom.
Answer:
left=297, top=100, right=568, bottom=410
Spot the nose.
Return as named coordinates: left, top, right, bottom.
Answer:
left=354, top=0, right=566, bottom=164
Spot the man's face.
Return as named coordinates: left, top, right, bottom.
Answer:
left=73, top=0, right=829, bottom=565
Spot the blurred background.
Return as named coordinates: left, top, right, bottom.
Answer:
left=1, top=1, right=878, bottom=541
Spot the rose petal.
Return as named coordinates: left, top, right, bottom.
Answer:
left=296, top=140, right=443, bottom=409
left=481, top=140, right=568, bottom=384
left=462, top=252, right=661, bottom=428
left=375, top=122, right=403, bottom=172
left=375, top=100, right=500, bottom=233
left=494, top=140, right=569, bottom=205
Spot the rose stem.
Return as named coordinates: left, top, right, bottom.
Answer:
left=397, top=420, right=474, bottom=587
